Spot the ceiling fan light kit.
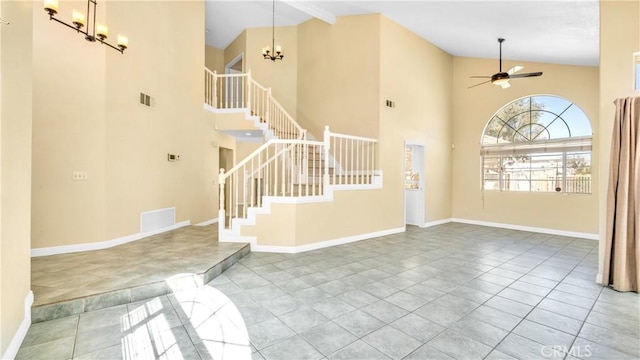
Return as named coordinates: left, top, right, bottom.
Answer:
left=469, top=38, right=542, bottom=89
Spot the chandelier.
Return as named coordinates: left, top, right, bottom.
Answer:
left=43, top=0, right=128, bottom=54
left=262, top=0, right=283, bottom=61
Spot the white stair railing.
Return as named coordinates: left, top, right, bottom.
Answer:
left=204, top=67, right=305, bottom=140
left=324, top=126, right=378, bottom=186
left=218, top=126, right=379, bottom=233
left=219, top=139, right=324, bottom=232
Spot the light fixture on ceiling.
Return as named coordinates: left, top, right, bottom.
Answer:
left=44, top=0, right=128, bottom=54
left=262, top=0, right=283, bottom=62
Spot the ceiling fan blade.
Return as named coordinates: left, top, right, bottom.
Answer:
left=501, top=82, right=511, bottom=89
left=468, top=80, right=491, bottom=89
left=469, top=75, right=492, bottom=78
left=510, top=71, right=543, bottom=79
left=507, top=66, right=524, bottom=75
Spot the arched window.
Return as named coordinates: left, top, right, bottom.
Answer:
left=481, top=95, right=592, bottom=193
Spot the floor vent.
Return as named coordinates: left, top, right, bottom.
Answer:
left=140, top=207, right=175, bottom=233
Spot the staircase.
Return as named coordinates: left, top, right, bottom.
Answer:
left=204, top=68, right=381, bottom=244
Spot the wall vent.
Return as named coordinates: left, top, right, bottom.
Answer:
left=139, top=92, right=153, bottom=107
left=140, top=207, right=175, bottom=233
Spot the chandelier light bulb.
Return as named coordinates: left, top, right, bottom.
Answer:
left=44, top=0, right=59, bottom=15
left=72, top=10, right=85, bottom=28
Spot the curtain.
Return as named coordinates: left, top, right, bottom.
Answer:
left=603, top=96, right=640, bottom=292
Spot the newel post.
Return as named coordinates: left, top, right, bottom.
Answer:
left=323, top=126, right=331, bottom=186
left=218, top=168, right=225, bottom=232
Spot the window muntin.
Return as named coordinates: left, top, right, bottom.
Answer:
left=481, top=95, right=592, bottom=194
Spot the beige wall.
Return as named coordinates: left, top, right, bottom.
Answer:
left=205, top=45, right=225, bottom=74
left=451, top=57, right=599, bottom=234
left=598, top=0, right=640, bottom=277
left=32, top=1, right=219, bottom=248
left=224, top=30, right=246, bottom=71
left=1, top=0, right=32, bottom=355
left=297, top=15, right=381, bottom=140
left=379, top=16, right=453, bottom=224
left=32, top=0, right=107, bottom=248
left=246, top=26, right=298, bottom=123
left=241, top=15, right=456, bottom=245
left=242, top=190, right=398, bottom=246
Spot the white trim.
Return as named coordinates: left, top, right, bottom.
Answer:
left=2, top=291, right=33, bottom=360
left=195, top=218, right=219, bottom=226
left=242, top=227, right=406, bottom=254
left=421, top=218, right=453, bottom=228
left=261, top=194, right=332, bottom=204
left=223, top=177, right=385, bottom=236
left=225, top=53, right=244, bottom=73
left=596, top=273, right=603, bottom=284
left=280, top=0, right=336, bottom=24
left=451, top=218, right=599, bottom=240
left=31, top=221, right=191, bottom=257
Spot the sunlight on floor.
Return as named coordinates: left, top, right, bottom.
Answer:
left=170, top=282, right=252, bottom=360
left=111, top=274, right=251, bottom=359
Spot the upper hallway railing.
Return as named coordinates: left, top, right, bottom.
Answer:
left=204, top=68, right=305, bottom=140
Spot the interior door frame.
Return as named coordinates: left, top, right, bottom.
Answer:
left=404, top=141, right=426, bottom=226
left=225, top=53, right=244, bottom=106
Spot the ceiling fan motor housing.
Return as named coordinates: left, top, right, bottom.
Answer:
left=491, top=72, right=509, bottom=84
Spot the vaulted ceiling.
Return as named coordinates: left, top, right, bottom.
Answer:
left=205, top=1, right=599, bottom=67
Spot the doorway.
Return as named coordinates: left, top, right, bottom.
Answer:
left=219, top=147, right=234, bottom=226
left=404, top=143, right=425, bottom=226
left=225, top=54, right=243, bottom=107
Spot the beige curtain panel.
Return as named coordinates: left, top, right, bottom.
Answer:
left=603, top=96, right=640, bottom=292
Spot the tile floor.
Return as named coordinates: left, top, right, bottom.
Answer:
left=29, top=227, right=249, bottom=324
left=17, top=223, right=640, bottom=360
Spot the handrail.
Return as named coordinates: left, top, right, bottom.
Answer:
left=270, top=96, right=305, bottom=138
left=328, top=131, right=378, bottom=143
left=221, top=139, right=322, bottom=182
left=205, top=67, right=306, bottom=141
left=250, top=78, right=268, bottom=91
left=218, top=126, right=379, bottom=233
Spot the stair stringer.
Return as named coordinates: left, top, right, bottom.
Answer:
left=203, top=104, right=279, bottom=140
left=218, top=172, right=384, bottom=252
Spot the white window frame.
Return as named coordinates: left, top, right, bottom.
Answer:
left=480, top=95, right=593, bottom=194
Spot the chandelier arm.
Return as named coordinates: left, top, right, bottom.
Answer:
left=44, top=0, right=126, bottom=53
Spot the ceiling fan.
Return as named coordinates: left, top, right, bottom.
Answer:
left=468, top=38, right=543, bottom=89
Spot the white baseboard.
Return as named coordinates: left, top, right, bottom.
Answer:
left=2, top=290, right=33, bottom=360
left=451, top=218, right=599, bottom=240
left=195, top=218, right=219, bottom=226
left=31, top=220, right=191, bottom=257
left=421, top=218, right=453, bottom=228
left=596, top=273, right=603, bottom=284
left=243, top=227, right=406, bottom=254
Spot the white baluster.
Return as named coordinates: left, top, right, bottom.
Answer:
left=219, top=168, right=225, bottom=231
left=247, top=70, right=252, bottom=111
left=213, top=70, right=218, bottom=108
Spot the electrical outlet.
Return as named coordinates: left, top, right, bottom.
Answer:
left=72, top=171, right=88, bottom=181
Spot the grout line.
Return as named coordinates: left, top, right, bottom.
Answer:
left=70, top=315, right=80, bottom=359
left=219, top=226, right=604, bottom=360
left=480, top=236, right=599, bottom=360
